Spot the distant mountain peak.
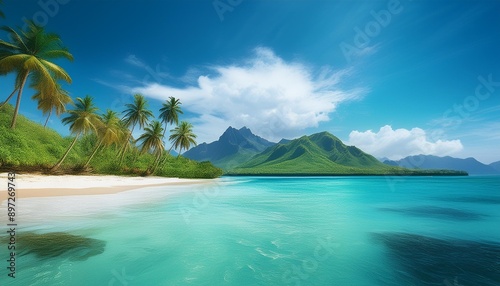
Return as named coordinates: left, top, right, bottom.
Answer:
left=234, top=131, right=387, bottom=174
left=384, top=154, right=499, bottom=175
left=184, top=126, right=276, bottom=170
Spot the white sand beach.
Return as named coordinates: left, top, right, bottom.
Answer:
left=0, top=173, right=213, bottom=201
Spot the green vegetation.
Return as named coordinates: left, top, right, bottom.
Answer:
left=169, top=121, right=197, bottom=157
left=160, top=96, right=183, bottom=139
left=32, top=81, right=72, bottom=128
left=0, top=17, right=220, bottom=178
left=52, top=95, right=100, bottom=171
left=228, top=132, right=467, bottom=176
left=118, top=94, right=154, bottom=165
left=136, top=120, right=165, bottom=172
left=0, top=15, right=466, bottom=179
left=0, top=21, right=73, bottom=129
left=0, top=104, right=223, bottom=178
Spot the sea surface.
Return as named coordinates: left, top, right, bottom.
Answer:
left=1, top=176, right=499, bottom=286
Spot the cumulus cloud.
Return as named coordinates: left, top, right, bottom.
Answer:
left=347, top=125, right=463, bottom=160
left=130, top=47, right=362, bottom=143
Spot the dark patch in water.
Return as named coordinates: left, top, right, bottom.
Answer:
left=372, top=233, right=500, bottom=286
left=378, top=206, right=485, bottom=220
left=432, top=196, right=500, bottom=204
left=18, top=232, right=106, bottom=261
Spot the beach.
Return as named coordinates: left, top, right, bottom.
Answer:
left=0, top=173, right=214, bottom=201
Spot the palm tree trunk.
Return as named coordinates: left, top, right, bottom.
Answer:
left=162, top=123, right=167, bottom=138
left=119, top=124, right=135, bottom=165
left=177, top=147, right=182, bottom=158
left=52, top=134, right=80, bottom=171
left=152, top=156, right=159, bottom=174
left=152, top=150, right=163, bottom=173
left=84, top=139, right=103, bottom=168
left=44, top=109, right=52, bottom=128
left=10, top=71, right=29, bottom=129
left=0, top=87, right=18, bottom=109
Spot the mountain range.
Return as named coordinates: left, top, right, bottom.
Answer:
left=228, top=131, right=465, bottom=175
left=182, top=126, right=500, bottom=176
left=231, top=131, right=391, bottom=175
left=384, top=155, right=500, bottom=175
left=183, top=126, right=275, bottom=170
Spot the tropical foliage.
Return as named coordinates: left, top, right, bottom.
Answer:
left=84, top=110, right=122, bottom=168
left=52, top=96, right=100, bottom=171
left=136, top=120, right=164, bottom=172
left=0, top=21, right=73, bottom=128
left=0, top=104, right=223, bottom=178
left=169, top=121, right=197, bottom=156
left=32, top=81, right=73, bottom=127
left=159, top=96, right=183, bottom=138
left=118, top=94, right=153, bottom=164
left=0, top=10, right=219, bottom=178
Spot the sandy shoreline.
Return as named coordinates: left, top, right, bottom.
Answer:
left=0, top=173, right=214, bottom=200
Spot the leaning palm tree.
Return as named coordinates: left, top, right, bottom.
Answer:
left=159, top=96, right=183, bottom=139
left=84, top=110, right=122, bottom=168
left=118, top=94, right=153, bottom=164
left=169, top=121, right=197, bottom=157
left=32, top=81, right=73, bottom=127
left=0, top=74, right=21, bottom=109
left=51, top=96, right=99, bottom=171
left=0, top=20, right=73, bottom=128
left=136, top=120, right=164, bottom=173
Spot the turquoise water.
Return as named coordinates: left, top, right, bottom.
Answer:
left=1, top=176, right=500, bottom=285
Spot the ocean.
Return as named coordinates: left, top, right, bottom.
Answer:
left=1, top=176, right=499, bottom=285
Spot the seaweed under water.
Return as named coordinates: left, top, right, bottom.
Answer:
left=372, top=232, right=500, bottom=286
left=17, top=232, right=106, bottom=261
left=378, top=206, right=486, bottom=221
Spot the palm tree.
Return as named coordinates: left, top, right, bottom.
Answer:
left=136, top=120, right=164, bottom=173
left=0, top=74, right=21, bottom=109
left=118, top=94, right=153, bottom=164
left=169, top=121, right=197, bottom=157
left=51, top=96, right=99, bottom=171
left=0, top=21, right=73, bottom=129
left=84, top=110, right=122, bottom=168
left=159, top=96, right=183, bottom=140
left=31, top=81, right=72, bottom=127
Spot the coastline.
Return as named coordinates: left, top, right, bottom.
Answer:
left=0, top=173, right=214, bottom=201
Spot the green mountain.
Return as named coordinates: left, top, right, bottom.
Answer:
left=183, top=126, right=275, bottom=170
left=0, top=104, right=222, bottom=178
left=229, top=131, right=467, bottom=176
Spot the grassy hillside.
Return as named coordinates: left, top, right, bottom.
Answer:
left=0, top=105, right=223, bottom=178
left=229, top=132, right=467, bottom=176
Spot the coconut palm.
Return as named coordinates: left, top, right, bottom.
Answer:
left=118, top=94, right=153, bottom=164
left=0, top=74, right=21, bottom=109
left=0, top=21, right=73, bottom=128
left=84, top=110, right=122, bottom=168
left=136, top=120, right=164, bottom=172
left=51, top=96, right=99, bottom=171
left=169, top=121, right=197, bottom=157
left=31, top=81, right=72, bottom=127
left=159, top=96, right=183, bottom=139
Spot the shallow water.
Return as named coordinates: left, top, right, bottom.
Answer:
left=1, top=176, right=499, bottom=285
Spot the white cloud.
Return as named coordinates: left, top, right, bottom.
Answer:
left=125, top=54, right=147, bottom=68
left=130, top=47, right=362, bottom=143
left=347, top=125, right=463, bottom=160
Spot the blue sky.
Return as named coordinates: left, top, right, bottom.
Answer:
left=2, top=0, right=499, bottom=163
